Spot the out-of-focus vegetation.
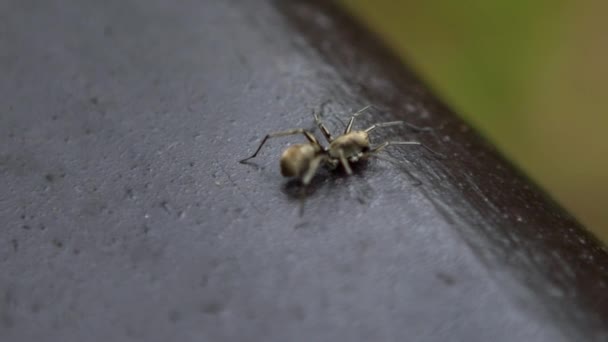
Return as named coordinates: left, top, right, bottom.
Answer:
left=340, top=0, right=608, bottom=241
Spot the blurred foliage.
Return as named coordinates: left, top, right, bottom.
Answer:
left=340, top=0, right=608, bottom=241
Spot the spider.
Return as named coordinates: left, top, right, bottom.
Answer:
left=239, top=105, right=441, bottom=185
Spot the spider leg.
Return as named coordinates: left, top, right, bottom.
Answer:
left=338, top=149, right=353, bottom=175
left=240, top=129, right=320, bottom=163
left=369, top=141, right=445, bottom=158
left=364, top=121, right=433, bottom=133
left=312, top=110, right=333, bottom=143
left=345, top=105, right=372, bottom=134
left=302, top=154, right=326, bottom=185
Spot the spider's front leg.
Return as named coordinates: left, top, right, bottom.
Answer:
left=312, top=110, right=334, bottom=143
left=337, top=149, right=353, bottom=175
left=302, top=154, right=327, bottom=185
left=240, top=128, right=320, bottom=163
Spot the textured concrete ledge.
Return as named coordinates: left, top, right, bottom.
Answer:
left=1, top=0, right=607, bottom=341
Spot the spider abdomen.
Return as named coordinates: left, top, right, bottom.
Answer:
left=280, top=144, right=319, bottom=178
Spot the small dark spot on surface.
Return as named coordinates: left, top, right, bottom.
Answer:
left=21, top=225, right=30, bottom=230
left=294, top=221, right=311, bottom=230
left=160, top=201, right=171, bottom=214
left=52, top=239, right=64, bottom=249
left=168, top=310, right=181, bottom=323
left=436, top=272, right=456, bottom=286
left=89, top=97, right=99, bottom=105
left=1, top=313, right=13, bottom=328
left=30, top=302, right=41, bottom=313
left=201, top=301, right=223, bottom=315
left=335, top=263, right=353, bottom=274
left=4, top=290, right=15, bottom=308
left=73, top=248, right=80, bottom=255
left=85, top=128, right=92, bottom=135
left=289, top=305, right=305, bottom=320
left=45, top=173, right=55, bottom=182
left=189, top=161, right=195, bottom=167
left=20, top=214, right=25, bottom=220
left=341, top=283, right=356, bottom=293
left=51, top=115, right=58, bottom=121
left=103, top=25, right=113, bottom=37
left=125, top=325, right=139, bottom=338
left=39, top=224, right=46, bottom=231
left=200, top=274, right=209, bottom=287
left=125, top=188, right=134, bottom=199
left=245, top=309, right=257, bottom=320
left=11, top=239, right=18, bottom=252
left=356, top=239, right=372, bottom=255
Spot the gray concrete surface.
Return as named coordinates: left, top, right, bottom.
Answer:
left=1, top=0, right=607, bottom=341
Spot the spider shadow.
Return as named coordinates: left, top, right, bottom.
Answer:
left=281, top=159, right=373, bottom=204
left=370, top=152, right=425, bottom=187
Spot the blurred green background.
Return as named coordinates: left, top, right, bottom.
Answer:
left=339, top=0, right=608, bottom=242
